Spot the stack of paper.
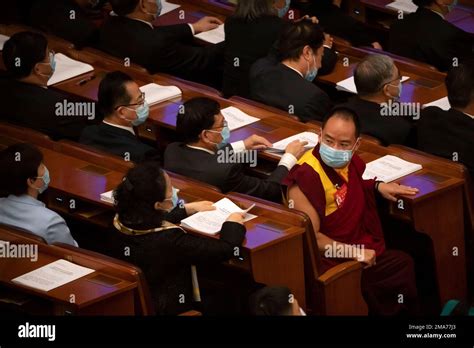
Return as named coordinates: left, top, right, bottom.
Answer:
left=0, top=34, right=9, bottom=50
left=12, top=259, right=95, bottom=292
left=220, top=106, right=260, bottom=130
left=139, top=83, right=182, bottom=105
left=195, top=24, right=225, bottom=44
left=336, top=76, right=410, bottom=94
left=423, top=96, right=451, bottom=111
left=100, top=190, right=115, bottom=204
left=181, top=198, right=257, bottom=235
left=160, top=0, right=181, bottom=16
left=386, top=0, right=418, bottom=13
left=362, top=155, right=422, bottom=182
left=47, top=53, right=94, bottom=86
left=266, top=132, right=319, bottom=153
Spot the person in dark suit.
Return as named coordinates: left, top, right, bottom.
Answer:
left=295, top=0, right=383, bottom=49
left=98, top=0, right=224, bottom=86
left=80, top=71, right=159, bottom=162
left=223, top=0, right=337, bottom=98
left=29, top=0, right=103, bottom=48
left=341, top=54, right=414, bottom=146
left=389, top=0, right=474, bottom=71
left=418, top=60, right=474, bottom=175
left=249, top=20, right=332, bottom=122
left=164, top=97, right=307, bottom=203
left=112, top=161, right=252, bottom=315
left=0, top=32, right=90, bottom=140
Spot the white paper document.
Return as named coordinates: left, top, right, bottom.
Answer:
left=220, top=106, right=260, bottom=131
left=195, top=24, right=225, bottom=44
left=423, top=96, right=451, bottom=111
left=362, top=155, right=422, bottom=183
left=12, top=259, right=95, bottom=292
left=47, top=53, right=94, bottom=86
left=336, top=76, right=410, bottom=94
left=139, top=83, right=182, bottom=105
left=181, top=198, right=257, bottom=235
left=0, top=34, right=9, bottom=50
left=386, top=0, right=418, bottom=13
left=160, top=0, right=181, bottom=16
left=100, top=190, right=115, bottom=204
left=267, top=132, right=319, bottom=153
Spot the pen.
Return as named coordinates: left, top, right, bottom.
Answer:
left=77, top=75, right=96, bottom=86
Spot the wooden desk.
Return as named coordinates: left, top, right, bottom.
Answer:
left=0, top=226, right=137, bottom=315
left=153, top=0, right=228, bottom=27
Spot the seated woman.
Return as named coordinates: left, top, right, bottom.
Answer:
left=112, top=161, right=248, bottom=315
left=0, top=143, right=78, bottom=246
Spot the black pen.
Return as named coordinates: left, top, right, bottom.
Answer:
left=77, top=75, right=96, bottom=86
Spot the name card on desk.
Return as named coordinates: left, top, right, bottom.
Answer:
left=100, top=190, right=115, bottom=204
left=423, top=96, right=451, bottom=111
left=181, top=198, right=256, bottom=235
left=362, top=155, right=422, bottom=183
left=47, top=53, right=94, bottom=86
left=336, top=76, right=410, bottom=94
left=12, top=259, right=94, bottom=292
left=220, top=106, right=260, bottom=130
left=195, top=24, right=225, bottom=44
left=160, top=0, right=181, bottom=16
left=139, top=83, right=182, bottom=105
left=386, top=0, right=418, bottom=13
left=0, top=34, right=9, bottom=50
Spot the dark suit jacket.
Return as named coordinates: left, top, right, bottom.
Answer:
left=98, top=16, right=223, bottom=83
left=164, top=143, right=288, bottom=202
left=341, top=96, right=414, bottom=146
left=417, top=107, right=474, bottom=175
left=30, top=0, right=99, bottom=48
left=112, top=206, right=246, bottom=315
left=389, top=7, right=474, bottom=71
left=0, top=77, right=89, bottom=140
left=249, top=58, right=332, bottom=122
left=79, top=122, right=158, bottom=162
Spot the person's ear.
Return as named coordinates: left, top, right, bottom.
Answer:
left=354, top=137, right=361, bottom=152
left=27, top=177, right=38, bottom=190
left=302, top=45, right=313, bottom=61
left=154, top=201, right=166, bottom=211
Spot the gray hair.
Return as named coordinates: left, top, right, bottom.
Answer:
left=354, top=54, right=396, bottom=96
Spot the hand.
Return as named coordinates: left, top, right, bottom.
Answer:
left=297, top=15, right=319, bottom=24
left=226, top=212, right=246, bottom=225
left=371, top=42, right=383, bottom=50
left=377, top=182, right=419, bottom=202
left=184, top=201, right=216, bottom=215
left=284, top=140, right=308, bottom=159
left=191, top=16, right=223, bottom=34
left=358, top=248, right=376, bottom=268
left=243, top=134, right=272, bottom=150
left=324, top=33, right=334, bottom=48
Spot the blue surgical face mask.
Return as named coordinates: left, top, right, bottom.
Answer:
left=305, top=53, right=318, bottom=82
left=127, top=101, right=149, bottom=126
left=38, top=52, right=56, bottom=78
left=144, top=0, right=162, bottom=18
left=208, top=125, right=231, bottom=150
left=388, top=80, right=402, bottom=99
left=163, top=186, right=179, bottom=211
left=447, top=0, right=458, bottom=12
left=319, top=142, right=356, bottom=168
left=277, top=0, right=291, bottom=18
left=35, top=166, right=50, bottom=194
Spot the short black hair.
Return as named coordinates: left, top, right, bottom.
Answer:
left=109, top=0, right=140, bottom=16
left=176, top=97, right=221, bottom=144
left=322, top=107, right=361, bottom=138
left=446, top=60, right=474, bottom=109
left=233, top=0, right=275, bottom=21
left=250, top=286, right=294, bottom=315
left=413, top=0, right=435, bottom=6
left=98, top=71, right=134, bottom=117
left=2, top=31, right=48, bottom=79
left=0, top=143, right=43, bottom=196
left=278, top=20, right=325, bottom=61
left=114, top=161, right=168, bottom=229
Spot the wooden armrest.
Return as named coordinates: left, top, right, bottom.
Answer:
left=178, top=310, right=202, bottom=316
left=318, top=260, right=363, bottom=284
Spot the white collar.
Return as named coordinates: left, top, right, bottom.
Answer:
left=463, top=112, right=474, bottom=119
left=429, top=9, right=445, bottom=19
left=103, top=120, right=135, bottom=135
left=127, top=16, right=154, bottom=29
left=282, top=63, right=304, bottom=78
left=186, top=144, right=215, bottom=155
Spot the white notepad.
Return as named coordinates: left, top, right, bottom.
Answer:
left=423, top=96, right=451, bottom=111
left=194, top=24, right=225, bottom=44
left=336, top=76, right=410, bottom=94
left=266, top=132, right=319, bottom=153
left=0, top=34, right=9, bottom=50
left=362, top=155, right=422, bottom=183
left=386, top=0, right=418, bottom=13
left=12, top=259, right=94, bottom=292
left=220, top=106, right=260, bottom=131
left=181, top=198, right=257, bottom=235
left=139, top=83, right=182, bottom=105
left=100, top=190, right=115, bottom=204
left=47, top=53, right=94, bottom=86
left=160, top=0, right=181, bottom=16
